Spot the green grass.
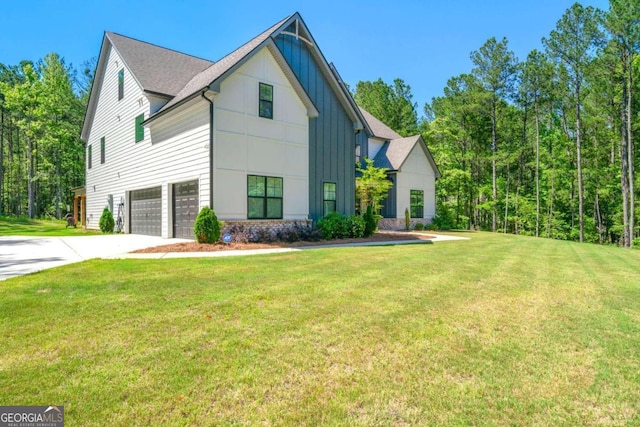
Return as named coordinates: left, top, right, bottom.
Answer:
left=0, top=216, right=100, bottom=236
left=1, top=232, right=639, bottom=425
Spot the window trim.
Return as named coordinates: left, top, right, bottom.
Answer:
left=100, top=137, right=105, bottom=164
left=323, top=182, right=337, bottom=217
left=258, top=82, right=273, bottom=119
left=247, top=175, right=283, bottom=219
left=410, top=189, right=424, bottom=218
left=118, top=69, right=124, bottom=101
left=135, top=114, right=144, bottom=142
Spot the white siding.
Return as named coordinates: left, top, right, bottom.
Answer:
left=85, top=45, right=209, bottom=237
left=368, top=137, right=385, bottom=160
left=212, top=47, right=309, bottom=220
left=396, top=144, right=436, bottom=219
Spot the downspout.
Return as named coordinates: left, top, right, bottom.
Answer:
left=201, top=91, right=214, bottom=208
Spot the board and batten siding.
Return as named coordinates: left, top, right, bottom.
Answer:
left=395, top=144, right=437, bottom=219
left=275, top=34, right=356, bottom=221
left=85, top=44, right=209, bottom=237
left=212, top=47, right=309, bottom=220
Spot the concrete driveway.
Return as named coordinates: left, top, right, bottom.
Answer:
left=0, top=235, right=190, bottom=281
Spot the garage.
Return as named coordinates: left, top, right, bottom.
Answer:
left=129, top=186, right=162, bottom=236
left=173, top=180, right=198, bottom=239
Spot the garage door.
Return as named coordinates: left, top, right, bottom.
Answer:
left=173, top=180, right=198, bottom=239
left=130, top=187, right=162, bottom=236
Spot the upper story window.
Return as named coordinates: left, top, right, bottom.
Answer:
left=100, top=137, right=105, bottom=164
left=118, top=69, right=124, bottom=100
left=410, top=189, right=424, bottom=218
left=88, top=144, right=92, bottom=169
left=259, top=82, right=273, bottom=119
left=135, top=114, right=144, bottom=142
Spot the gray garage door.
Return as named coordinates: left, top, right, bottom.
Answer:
left=130, top=186, right=162, bottom=236
left=173, top=180, right=198, bottom=239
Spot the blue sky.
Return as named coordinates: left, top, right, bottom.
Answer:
left=1, top=0, right=609, bottom=114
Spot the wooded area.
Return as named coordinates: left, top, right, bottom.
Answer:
left=355, top=1, right=639, bottom=247
left=0, top=1, right=637, bottom=247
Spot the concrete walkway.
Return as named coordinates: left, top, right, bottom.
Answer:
left=112, top=233, right=469, bottom=260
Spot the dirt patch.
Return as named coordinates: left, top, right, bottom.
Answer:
left=132, top=232, right=435, bottom=253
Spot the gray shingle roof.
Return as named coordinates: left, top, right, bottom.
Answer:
left=106, top=32, right=214, bottom=97
left=358, top=107, right=402, bottom=140
left=373, top=135, right=420, bottom=170
left=156, top=17, right=289, bottom=114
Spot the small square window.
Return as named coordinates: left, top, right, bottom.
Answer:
left=259, top=82, right=273, bottom=119
left=248, top=175, right=282, bottom=219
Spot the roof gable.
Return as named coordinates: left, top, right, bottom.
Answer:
left=373, top=135, right=441, bottom=178
left=358, top=107, right=402, bottom=140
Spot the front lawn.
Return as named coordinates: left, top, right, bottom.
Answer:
left=1, top=232, right=639, bottom=425
left=0, top=216, right=100, bottom=236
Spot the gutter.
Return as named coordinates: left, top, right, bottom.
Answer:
left=201, top=91, right=214, bottom=208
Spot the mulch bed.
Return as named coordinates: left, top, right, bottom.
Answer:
left=132, top=231, right=434, bottom=253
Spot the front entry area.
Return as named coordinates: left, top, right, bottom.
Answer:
left=173, top=180, right=198, bottom=239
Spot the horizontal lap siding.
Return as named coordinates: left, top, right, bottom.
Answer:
left=275, top=35, right=356, bottom=221
left=85, top=45, right=209, bottom=237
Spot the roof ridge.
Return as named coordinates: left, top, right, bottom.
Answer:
left=106, top=31, right=215, bottom=64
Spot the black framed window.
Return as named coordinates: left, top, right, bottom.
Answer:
left=248, top=175, right=282, bottom=219
left=118, top=69, right=124, bottom=100
left=259, top=82, right=273, bottom=119
left=100, top=137, right=105, bottom=164
left=410, top=190, right=424, bottom=218
left=323, top=182, right=336, bottom=216
left=135, top=114, right=144, bottom=142
left=88, top=144, right=92, bottom=169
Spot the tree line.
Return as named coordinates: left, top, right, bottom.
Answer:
left=0, top=54, right=91, bottom=219
left=355, top=1, right=639, bottom=247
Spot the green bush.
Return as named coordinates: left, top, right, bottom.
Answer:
left=414, top=222, right=425, bottom=231
left=99, top=207, right=115, bottom=233
left=363, top=206, right=377, bottom=237
left=633, top=238, right=640, bottom=249
left=404, top=207, right=410, bottom=231
left=346, top=215, right=366, bottom=238
left=432, top=203, right=455, bottom=230
left=193, top=207, right=222, bottom=243
left=317, top=211, right=348, bottom=240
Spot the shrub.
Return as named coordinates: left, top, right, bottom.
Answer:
left=346, top=215, right=366, bottom=238
left=193, top=207, right=221, bottom=243
left=294, top=222, right=321, bottom=241
left=99, top=207, right=115, bottom=233
left=633, top=238, right=640, bottom=249
left=432, top=203, right=455, bottom=230
left=252, top=228, right=275, bottom=243
left=404, top=207, right=410, bottom=231
left=414, top=222, right=425, bottom=231
left=363, top=206, right=377, bottom=237
left=317, top=212, right=348, bottom=240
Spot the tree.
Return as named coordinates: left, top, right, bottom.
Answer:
left=470, top=37, right=518, bottom=232
left=354, top=78, right=419, bottom=136
left=355, top=158, right=393, bottom=214
left=544, top=3, right=604, bottom=242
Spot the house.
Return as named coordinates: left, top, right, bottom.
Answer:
left=81, top=12, right=439, bottom=238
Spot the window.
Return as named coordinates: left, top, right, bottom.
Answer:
left=135, top=114, right=144, bottom=142
left=248, top=175, right=283, bottom=219
left=410, top=190, right=424, bottom=218
left=323, top=182, right=336, bottom=216
left=259, top=82, right=273, bottom=119
left=118, top=69, right=124, bottom=100
left=100, top=137, right=105, bottom=164
left=88, top=144, right=92, bottom=169
left=355, top=144, right=361, bottom=164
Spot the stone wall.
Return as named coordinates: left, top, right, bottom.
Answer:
left=221, top=219, right=313, bottom=243
left=378, top=218, right=432, bottom=231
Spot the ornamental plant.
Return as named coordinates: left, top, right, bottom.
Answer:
left=99, top=207, right=115, bottom=233
left=193, top=206, right=222, bottom=243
